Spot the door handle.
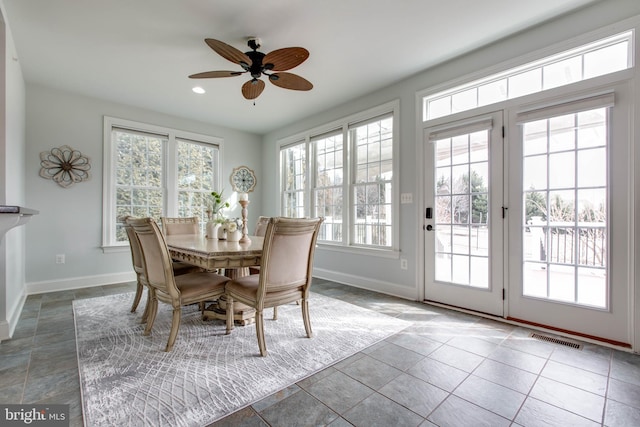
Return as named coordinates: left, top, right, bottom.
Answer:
left=426, top=224, right=433, bottom=231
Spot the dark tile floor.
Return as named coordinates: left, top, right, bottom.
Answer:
left=1, top=279, right=639, bottom=426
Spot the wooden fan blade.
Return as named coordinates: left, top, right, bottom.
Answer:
left=205, top=38, right=251, bottom=66
left=269, top=72, right=313, bottom=91
left=263, top=47, right=309, bottom=71
left=242, top=79, right=265, bottom=100
left=189, top=71, right=244, bottom=79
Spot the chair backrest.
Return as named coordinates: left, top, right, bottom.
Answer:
left=257, top=217, right=323, bottom=302
left=254, top=216, right=270, bottom=237
left=126, top=217, right=180, bottom=299
left=160, top=216, right=199, bottom=236
left=123, top=218, right=144, bottom=275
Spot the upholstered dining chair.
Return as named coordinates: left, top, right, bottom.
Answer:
left=126, top=217, right=229, bottom=352
left=160, top=216, right=199, bottom=235
left=225, top=216, right=323, bottom=356
left=124, top=217, right=201, bottom=321
left=249, top=216, right=270, bottom=275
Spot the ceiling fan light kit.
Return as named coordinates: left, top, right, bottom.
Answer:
left=189, top=37, right=313, bottom=100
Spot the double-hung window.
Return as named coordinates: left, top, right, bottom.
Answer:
left=351, top=115, right=393, bottom=246
left=313, top=132, right=344, bottom=242
left=279, top=101, right=398, bottom=252
left=102, top=117, right=222, bottom=249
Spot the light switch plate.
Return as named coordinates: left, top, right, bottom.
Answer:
left=400, top=193, right=413, bottom=204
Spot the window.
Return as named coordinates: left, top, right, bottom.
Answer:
left=351, top=116, right=393, bottom=246
left=278, top=101, right=398, bottom=252
left=313, top=132, right=343, bottom=242
left=103, top=117, right=222, bottom=249
left=176, top=138, right=219, bottom=219
left=423, top=31, right=632, bottom=121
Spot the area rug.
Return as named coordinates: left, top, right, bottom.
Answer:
left=73, top=292, right=410, bottom=427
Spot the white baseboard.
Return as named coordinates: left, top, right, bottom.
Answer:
left=0, top=320, right=9, bottom=341
left=0, top=290, right=26, bottom=341
left=313, top=267, right=418, bottom=301
left=27, top=271, right=136, bottom=295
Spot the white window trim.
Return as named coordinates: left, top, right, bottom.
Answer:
left=417, top=16, right=638, bottom=123
left=277, top=100, right=401, bottom=257
left=102, top=116, right=223, bottom=252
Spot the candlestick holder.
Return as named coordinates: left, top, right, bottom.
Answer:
left=238, top=199, right=251, bottom=244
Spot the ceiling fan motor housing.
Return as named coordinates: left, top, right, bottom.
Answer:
left=245, top=51, right=266, bottom=79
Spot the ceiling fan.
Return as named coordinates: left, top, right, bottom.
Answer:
left=189, top=37, right=313, bottom=100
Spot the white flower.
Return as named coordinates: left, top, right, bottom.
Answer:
left=226, top=222, right=238, bottom=232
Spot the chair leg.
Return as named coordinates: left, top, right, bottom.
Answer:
left=225, top=296, right=235, bottom=335
left=130, top=280, right=143, bottom=313
left=273, top=306, right=278, bottom=320
left=144, top=290, right=158, bottom=336
left=165, top=307, right=182, bottom=352
left=302, top=298, right=313, bottom=338
left=255, top=310, right=267, bottom=356
left=141, top=287, right=151, bottom=323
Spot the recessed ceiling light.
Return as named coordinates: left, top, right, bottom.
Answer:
left=192, top=86, right=205, bottom=94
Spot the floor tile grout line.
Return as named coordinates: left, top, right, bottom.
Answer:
left=19, top=300, right=42, bottom=405
left=6, top=281, right=640, bottom=426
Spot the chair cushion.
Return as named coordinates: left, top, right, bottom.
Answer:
left=172, top=261, right=201, bottom=276
left=226, top=275, right=303, bottom=307
left=175, top=271, right=228, bottom=300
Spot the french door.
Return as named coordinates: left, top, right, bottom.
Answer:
left=507, top=88, right=631, bottom=345
left=423, top=112, right=504, bottom=316
left=423, top=85, right=632, bottom=345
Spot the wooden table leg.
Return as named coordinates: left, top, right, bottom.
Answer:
left=202, top=267, right=256, bottom=325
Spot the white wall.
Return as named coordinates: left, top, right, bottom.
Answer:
left=24, top=84, right=262, bottom=292
left=261, top=0, right=640, bottom=301
left=0, top=2, right=28, bottom=339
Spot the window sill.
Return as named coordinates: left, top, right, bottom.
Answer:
left=102, top=244, right=129, bottom=254
left=316, top=243, right=400, bottom=259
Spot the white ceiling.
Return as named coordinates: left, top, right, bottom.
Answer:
left=3, top=0, right=598, bottom=135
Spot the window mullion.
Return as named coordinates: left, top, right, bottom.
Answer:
left=345, top=125, right=352, bottom=246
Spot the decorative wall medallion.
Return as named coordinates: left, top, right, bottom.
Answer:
left=39, top=145, right=91, bottom=188
left=230, top=166, right=256, bottom=193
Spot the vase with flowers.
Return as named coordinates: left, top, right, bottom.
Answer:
left=222, top=218, right=242, bottom=242
left=205, top=190, right=230, bottom=239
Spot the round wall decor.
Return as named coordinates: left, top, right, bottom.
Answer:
left=230, top=166, right=256, bottom=193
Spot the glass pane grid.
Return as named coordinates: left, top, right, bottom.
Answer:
left=177, top=140, right=218, bottom=229
left=434, top=130, right=490, bottom=288
left=424, top=32, right=631, bottom=120
left=282, top=143, right=307, bottom=215
left=114, top=131, right=166, bottom=241
left=284, top=190, right=305, bottom=218
left=315, top=187, right=342, bottom=242
left=522, top=108, right=607, bottom=308
left=351, top=117, right=393, bottom=248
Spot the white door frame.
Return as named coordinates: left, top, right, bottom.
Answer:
left=422, top=111, right=505, bottom=317
left=416, top=76, right=636, bottom=350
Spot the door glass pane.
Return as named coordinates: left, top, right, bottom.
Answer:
left=523, top=155, right=547, bottom=190
left=521, top=107, right=608, bottom=308
left=434, top=129, right=490, bottom=288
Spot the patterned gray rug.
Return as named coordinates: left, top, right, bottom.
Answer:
left=73, top=292, right=410, bottom=427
